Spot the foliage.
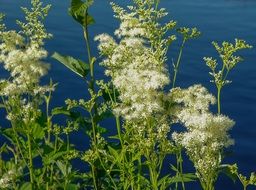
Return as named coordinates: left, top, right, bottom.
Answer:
left=0, top=0, right=254, bottom=190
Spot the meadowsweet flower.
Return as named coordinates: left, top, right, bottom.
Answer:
left=171, top=85, right=234, bottom=187
left=0, top=39, right=49, bottom=96
left=0, top=0, right=53, bottom=131
left=0, top=168, right=20, bottom=189
left=0, top=0, right=52, bottom=98
left=95, top=1, right=175, bottom=120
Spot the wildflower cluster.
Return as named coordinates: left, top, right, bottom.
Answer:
left=171, top=85, right=235, bottom=188
left=96, top=1, right=172, bottom=121
left=0, top=0, right=253, bottom=189
left=0, top=0, right=54, bottom=130
left=0, top=168, right=21, bottom=189
left=0, top=1, right=51, bottom=97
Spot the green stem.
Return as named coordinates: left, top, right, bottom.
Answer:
left=175, top=148, right=185, bottom=190
left=115, top=116, right=123, bottom=147
left=178, top=151, right=185, bottom=190
left=90, top=113, right=97, bottom=145
left=217, top=87, right=221, bottom=114
left=155, top=0, right=160, bottom=11
left=64, top=135, right=70, bottom=190
left=149, top=165, right=158, bottom=190
left=50, top=135, right=58, bottom=185
left=1, top=97, right=29, bottom=169
left=83, top=24, right=94, bottom=92
left=91, top=164, right=98, bottom=190
left=137, top=157, right=142, bottom=190
left=172, top=39, right=186, bottom=88
left=96, top=150, right=118, bottom=189
left=27, top=134, right=34, bottom=189
left=175, top=153, right=179, bottom=190
left=45, top=83, right=52, bottom=143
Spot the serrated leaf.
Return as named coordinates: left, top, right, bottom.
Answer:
left=32, top=123, right=45, bottom=140
left=69, top=0, right=95, bottom=27
left=52, top=52, right=90, bottom=78
left=108, top=145, right=120, bottom=162
left=70, top=0, right=93, bottom=16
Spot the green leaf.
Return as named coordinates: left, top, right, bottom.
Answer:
left=1, top=128, right=18, bottom=145
left=168, top=173, right=197, bottom=184
left=97, top=125, right=108, bottom=134
left=170, top=164, right=178, bottom=172
left=32, top=123, right=45, bottom=140
left=66, top=184, right=79, bottom=190
left=43, top=151, right=68, bottom=165
left=158, top=175, right=171, bottom=189
left=20, top=182, right=32, bottom=190
left=108, top=135, right=119, bottom=140
left=69, top=0, right=95, bottom=27
left=52, top=52, right=90, bottom=78
left=52, top=106, right=72, bottom=116
left=56, top=160, right=67, bottom=176
left=108, top=145, right=120, bottom=162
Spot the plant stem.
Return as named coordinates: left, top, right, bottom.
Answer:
left=91, top=164, right=98, bottom=190
left=115, top=116, right=123, bottom=147
left=83, top=26, right=94, bottom=92
left=50, top=135, right=58, bottom=186
left=46, top=97, right=51, bottom=143
left=96, top=150, right=118, bottom=189
left=217, top=87, right=221, bottom=114
left=178, top=150, right=185, bottom=190
left=137, top=157, right=142, bottom=190
left=172, top=39, right=186, bottom=88
left=83, top=13, right=102, bottom=188
left=27, top=134, right=34, bottom=189
left=155, top=0, right=160, bottom=11
left=149, top=165, right=158, bottom=190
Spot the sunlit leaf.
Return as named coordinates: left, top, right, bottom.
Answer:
left=52, top=52, right=90, bottom=78
left=69, top=0, right=95, bottom=27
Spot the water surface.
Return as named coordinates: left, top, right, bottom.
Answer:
left=0, top=0, right=256, bottom=189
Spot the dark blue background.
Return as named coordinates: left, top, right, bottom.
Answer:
left=1, top=0, right=256, bottom=189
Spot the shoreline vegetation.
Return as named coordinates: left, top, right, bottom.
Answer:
left=0, top=0, right=255, bottom=189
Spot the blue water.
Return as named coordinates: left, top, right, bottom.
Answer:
left=1, top=0, right=256, bottom=189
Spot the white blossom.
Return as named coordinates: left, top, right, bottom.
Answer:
left=171, top=85, right=234, bottom=184
left=0, top=168, right=18, bottom=189
left=95, top=2, right=170, bottom=121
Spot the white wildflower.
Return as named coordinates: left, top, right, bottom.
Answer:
left=95, top=2, right=171, bottom=121
left=171, top=85, right=234, bottom=186
left=0, top=168, right=18, bottom=189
